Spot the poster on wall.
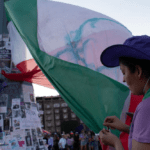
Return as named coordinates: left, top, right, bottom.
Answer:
left=12, top=130, right=26, bottom=149
left=25, top=129, right=32, bottom=147
left=0, top=94, right=8, bottom=113
left=20, top=102, right=26, bottom=118
left=22, top=83, right=34, bottom=102
left=0, top=48, right=11, bottom=77
left=4, top=118, right=10, bottom=131
left=9, top=137, right=20, bottom=149
left=13, top=118, right=20, bottom=130
left=31, top=129, right=38, bottom=147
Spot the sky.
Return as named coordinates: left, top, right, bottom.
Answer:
left=33, top=0, right=150, bottom=97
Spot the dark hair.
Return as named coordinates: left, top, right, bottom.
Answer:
left=119, top=57, right=150, bottom=78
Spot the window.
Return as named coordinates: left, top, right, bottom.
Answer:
left=56, top=121, right=60, bottom=126
left=54, top=103, right=60, bottom=108
left=55, top=109, right=59, bottom=113
left=47, top=116, right=51, bottom=120
left=63, top=114, right=68, bottom=119
left=55, top=115, right=60, bottom=120
left=61, top=103, right=68, bottom=107
left=46, top=105, right=50, bottom=109
left=63, top=108, right=67, bottom=113
left=38, top=104, right=42, bottom=110
left=71, top=113, right=76, bottom=118
left=46, top=111, right=51, bottom=114
left=47, top=123, right=52, bottom=127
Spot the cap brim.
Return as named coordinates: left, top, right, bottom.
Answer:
left=100, top=44, right=150, bottom=67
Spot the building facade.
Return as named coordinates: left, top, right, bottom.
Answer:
left=36, top=95, right=88, bottom=133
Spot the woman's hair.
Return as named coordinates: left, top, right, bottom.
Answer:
left=119, top=57, right=150, bottom=78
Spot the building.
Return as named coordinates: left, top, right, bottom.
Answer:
left=36, top=95, right=88, bottom=133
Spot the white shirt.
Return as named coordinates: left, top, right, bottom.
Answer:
left=59, top=138, right=66, bottom=149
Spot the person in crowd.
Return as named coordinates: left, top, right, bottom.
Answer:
left=79, top=130, right=87, bottom=150
left=84, top=131, right=88, bottom=149
left=87, top=131, right=91, bottom=150
left=97, top=135, right=102, bottom=150
left=66, top=132, right=74, bottom=150
left=89, top=132, right=95, bottom=150
left=94, top=134, right=99, bottom=150
left=48, top=134, right=54, bottom=150
left=99, top=35, right=150, bottom=150
left=53, top=133, right=59, bottom=150
left=73, top=132, right=79, bottom=150
left=59, top=134, right=67, bottom=150
left=56, top=129, right=61, bottom=139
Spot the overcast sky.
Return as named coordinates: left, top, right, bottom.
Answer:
left=33, top=0, right=150, bottom=97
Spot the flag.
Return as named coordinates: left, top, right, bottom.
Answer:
left=5, top=0, right=131, bottom=136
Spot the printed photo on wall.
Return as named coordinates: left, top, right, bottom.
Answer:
left=25, top=129, right=32, bottom=146
left=0, top=48, right=11, bottom=74
left=10, top=126, right=13, bottom=132
left=31, top=103, right=37, bottom=110
left=20, top=102, right=26, bottom=118
left=25, top=102, right=31, bottom=110
left=3, top=118, right=10, bottom=131
left=25, top=129, right=32, bottom=147
left=13, top=119, right=20, bottom=130
left=36, top=127, right=43, bottom=137
left=5, top=131, right=11, bottom=136
left=7, top=108, right=12, bottom=117
left=32, top=129, right=38, bottom=146
left=0, top=60, right=11, bottom=74
left=12, top=104, right=20, bottom=109
left=12, top=98, right=21, bottom=118
left=25, top=135, right=32, bottom=146
left=30, top=94, right=34, bottom=102
left=9, top=138, right=19, bottom=149
left=12, top=110, right=20, bottom=118
left=39, top=139, right=44, bottom=146
left=0, top=94, right=8, bottom=113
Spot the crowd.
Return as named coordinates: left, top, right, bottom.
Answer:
left=43, top=129, right=102, bottom=150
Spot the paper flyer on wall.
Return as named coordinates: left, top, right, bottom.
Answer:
left=20, top=102, right=26, bottom=118
left=31, top=103, right=38, bottom=111
left=22, top=83, right=34, bottom=102
left=12, top=130, right=26, bottom=149
left=20, top=102, right=41, bottom=129
left=4, top=133, right=13, bottom=150
left=25, top=129, right=33, bottom=148
left=0, top=48, right=12, bottom=78
left=4, top=118, right=10, bottom=131
left=9, top=137, right=20, bottom=149
left=13, top=118, right=20, bottom=130
left=0, top=94, right=8, bottom=113
left=12, top=98, right=21, bottom=118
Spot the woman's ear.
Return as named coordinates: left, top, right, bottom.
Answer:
left=136, top=65, right=142, bottom=79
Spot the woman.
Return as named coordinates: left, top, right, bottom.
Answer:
left=99, top=35, right=150, bottom=150
left=89, top=132, right=95, bottom=150
left=79, top=130, right=87, bottom=150
left=66, top=134, right=74, bottom=150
